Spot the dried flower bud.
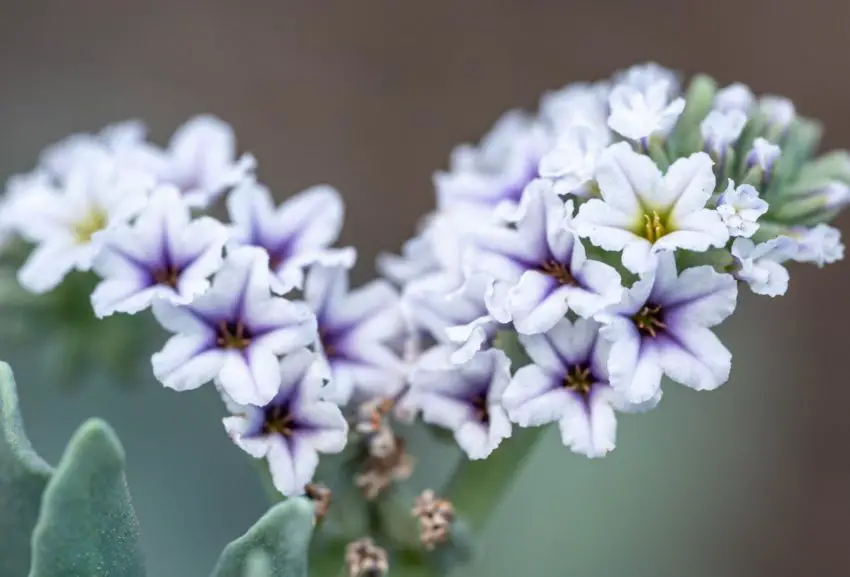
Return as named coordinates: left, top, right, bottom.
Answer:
left=345, top=537, right=389, bottom=577
left=354, top=435, right=415, bottom=500
left=305, top=482, right=332, bottom=522
left=412, top=489, right=455, bottom=549
left=355, top=397, right=396, bottom=435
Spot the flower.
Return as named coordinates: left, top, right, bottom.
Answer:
left=791, top=223, right=844, bottom=267
left=405, top=348, right=512, bottom=459
left=226, top=177, right=355, bottom=294
left=607, top=79, right=685, bottom=143
left=745, top=138, right=782, bottom=175
left=714, top=83, right=754, bottom=113
left=614, top=62, right=679, bottom=96
left=597, top=252, right=738, bottom=404
left=572, top=142, right=729, bottom=274
left=90, top=185, right=229, bottom=317
left=132, top=115, right=255, bottom=208
left=434, top=110, right=549, bottom=220
left=759, top=95, right=796, bottom=129
left=730, top=236, right=796, bottom=297
left=537, top=122, right=611, bottom=198
left=222, top=348, right=347, bottom=496
left=716, top=180, right=768, bottom=238
left=503, top=318, right=653, bottom=458
left=539, top=81, right=610, bottom=133
left=151, top=247, right=317, bottom=405
left=15, top=150, right=151, bottom=293
left=463, top=180, right=622, bottom=334
left=0, top=171, right=51, bottom=248
left=700, top=109, right=747, bottom=157
left=304, top=262, right=406, bottom=405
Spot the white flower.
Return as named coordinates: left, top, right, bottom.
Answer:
left=607, top=80, right=685, bottom=142
left=0, top=171, right=51, bottom=248
left=759, top=95, right=796, bottom=129
left=539, top=82, right=611, bottom=133
left=538, top=122, right=611, bottom=198
left=614, top=62, right=679, bottom=96
left=304, top=262, right=407, bottom=405
left=132, top=115, right=255, bottom=208
left=151, top=247, right=317, bottom=405
left=745, top=138, right=782, bottom=173
left=435, top=110, right=549, bottom=220
left=503, top=318, right=652, bottom=458
left=572, top=142, right=729, bottom=274
left=700, top=109, right=747, bottom=155
left=226, top=177, right=354, bottom=294
left=716, top=180, right=768, bottom=238
left=222, top=349, right=348, bottom=496
left=714, top=83, right=754, bottom=113
left=406, top=348, right=512, bottom=460
left=597, top=252, right=738, bottom=404
left=90, top=185, right=228, bottom=317
left=791, top=224, right=844, bottom=267
left=463, top=181, right=622, bottom=334
left=731, top=236, right=796, bottom=297
left=377, top=219, right=441, bottom=287
left=15, top=151, right=151, bottom=293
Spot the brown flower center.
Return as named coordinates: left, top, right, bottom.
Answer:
left=539, top=259, right=576, bottom=285
left=632, top=304, right=666, bottom=337
left=217, top=320, right=251, bottom=349
left=563, top=364, right=592, bottom=397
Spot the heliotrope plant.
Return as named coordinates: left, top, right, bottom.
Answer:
left=0, top=62, right=848, bottom=576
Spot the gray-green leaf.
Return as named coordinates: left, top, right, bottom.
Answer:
left=0, top=363, right=53, bottom=577
left=210, top=497, right=315, bottom=577
left=28, top=419, right=146, bottom=577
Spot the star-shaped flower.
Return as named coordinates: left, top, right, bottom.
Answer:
left=90, top=185, right=229, bottom=317
left=503, top=318, right=655, bottom=458
left=133, top=115, right=255, bottom=208
left=464, top=180, right=623, bottom=335
left=731, top=236, right=796, bottom=297
left=15, top=150, right=151, bottom=293
left=716, top=180, right=768, bottom=238
left=405, top=348, right=512, bottom=460
left=538, top=122, right=611, bottom=198
left=151, top=247, right=317, bottom=405
left=607, top=79, right=685, bottom=143
left=304, top=262, right=407, bottom=405
left=222, top=348, right=348, bottom=496
left=434, top=110, right=549, bottom=221
left=572, top=142, right=729, bottom=274
left=597, top=252, right=738, bottom=404
left=226, top=177, right=355, bottom=294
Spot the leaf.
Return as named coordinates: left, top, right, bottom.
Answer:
left=242, top=551, right=272, bottom=577
left=210, top=498, right=315, bottom=577
left=668, top=74, right=717, bottom=157
left=0, top=362, right=53, bottom=577
left=28, top=419, right=146, bottom=577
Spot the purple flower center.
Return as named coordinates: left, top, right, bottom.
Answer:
left=470, top=394, right=489, bottom=425
left=539, top=259, right=576, bottom=285
left=261, top=402, right=295, bottom=437
left=563, top=364, right=593, bottom=398
left=632, top=304, right=666, bottom=338
left=319, top=327, right=338, bottom=359
left=217, top=320, right=252, bottom=349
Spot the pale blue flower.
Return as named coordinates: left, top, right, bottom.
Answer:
left=791, top=224, right=844, bottom=267
left=731, top=236, right=796, bottom=297
left=716, top=180, right=768, bottom=238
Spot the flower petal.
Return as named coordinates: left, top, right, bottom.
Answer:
left=503, top=364, right=569, bottom=426
left=665, top=152, right=716, bottom=218
left=658, top=326, right=731, bottom=391
left=152, top=334, right=223, bottom=392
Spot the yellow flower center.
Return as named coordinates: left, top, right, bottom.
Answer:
left=73, top=209, right=108, bottom=244
left=642, top=210, right=667, bottom=243
left=563, top=364, right=592, bottom=397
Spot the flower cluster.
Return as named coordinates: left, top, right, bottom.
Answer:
left=384, top=62, right=849, bottom=459
left=4, top=62, right=848, bottom=504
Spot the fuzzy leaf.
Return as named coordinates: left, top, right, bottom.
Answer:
left=28, top=419, right=146, bottom=577
left=0, top=363, right=53, bottom=577
left=242, top=551, right=272, bottom=577
left=210, top=498, right=315, bottom=577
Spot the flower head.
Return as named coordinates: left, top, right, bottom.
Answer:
left=151, top=247, right=317, bottom=405
left=405, top=348, right=512, bottom=460
left=573, top=142, right=729, bottom=274
left=716, top=180, right=768, bottom=238
left=607, top=80, right=685, bottom=142
left=227, top=177, right=354, bottom=294
left=15, top=150, right=151, bottom=293
left=731, top=236, right=796, bottom=297
left=90, top=185, right=228, bottom=317
left=503, top=318, right=648, bottom=458
left=597, top=253, right=738, bottom=404
left=790, top=223, right=844, bottom=267
left=133, top=115, right=255, bottom=208
left=304, top=262, right=406, bottom=405
left=222, top=349, right=347, bottom=496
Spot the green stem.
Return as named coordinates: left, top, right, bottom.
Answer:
left=443, top=426, right=547, bottom=532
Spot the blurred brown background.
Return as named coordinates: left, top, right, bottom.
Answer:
left=2, top=2, right=849, bottom=576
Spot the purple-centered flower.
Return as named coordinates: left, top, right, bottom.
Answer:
left=151, top=247, right=317, bottom=405
left=597, top=252, right=738, bottom=404
left=226, top=177, right=354, bottom=294
left=304, top=262, right=407, bottom=405
left=406, top=348, right=512, bottom=460
left=222, top=348, right=348, bottom=496
left=434, top=110, right=550, bottom=221
left=463, top=180, right=622, bottom=335
left=91, top=185, right=228, bottom=317
left=503, top=318, right=653, bottom=458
